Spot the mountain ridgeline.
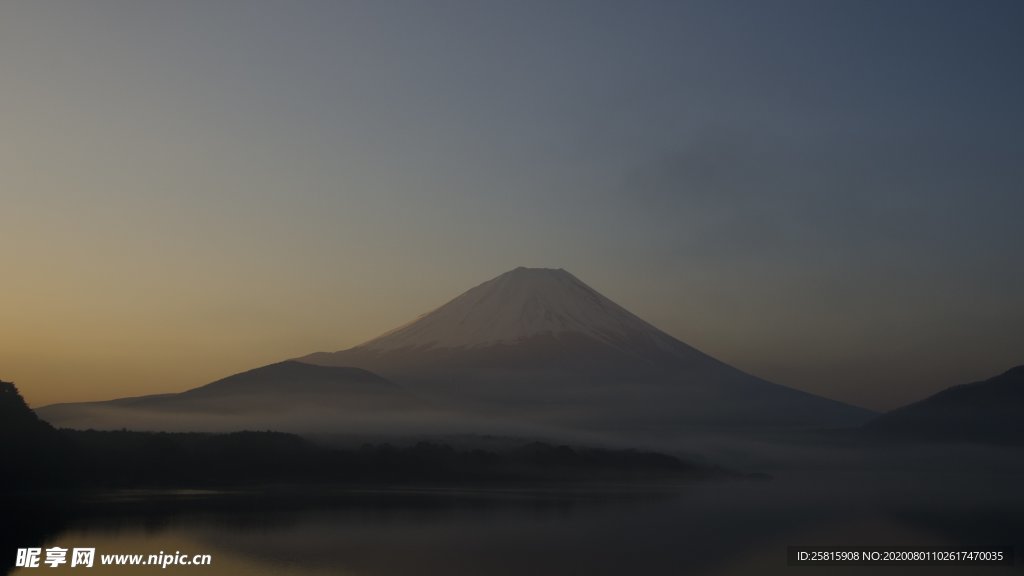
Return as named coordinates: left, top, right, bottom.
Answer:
left=301, top=267, right=873, bottom=430
left=865, top=366, right=1024, bottom=444
left=0, top=380, right=69, bottom=488
left=38, top=361, right=427, bottom=434
left=37, top=267, right=874, bottom=440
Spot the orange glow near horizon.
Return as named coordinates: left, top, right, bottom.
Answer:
left=2, top=1, right=1021, bottom=412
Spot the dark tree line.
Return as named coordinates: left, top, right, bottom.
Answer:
left=2, top=380, right=722, bottom=490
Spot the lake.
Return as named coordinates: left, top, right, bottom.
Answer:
left=6, top=462, right=1023, bottom=575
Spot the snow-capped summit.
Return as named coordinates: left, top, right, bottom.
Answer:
left=301, top=267, right=873, bottom=430
left=357, top=267, right=671, bottom=351
left=38, top=267, right=876, bottom=434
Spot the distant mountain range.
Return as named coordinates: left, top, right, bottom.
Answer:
left=865, top=366, right=1024, bottom=444
left=39, top=267, right=874, bottom=437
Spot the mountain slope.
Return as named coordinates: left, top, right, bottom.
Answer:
left=1, top=380, right=68, bottom=487
left=352, top=267, right=687, bottom=353
left=39, top=267, right=875, bottom=436
left=302, top=267, right=873, bottom=430
left=1, top=380, right=58, bottom=438
left=865, top=366, right=1024, bottom=444
left=37, top=361, right=427, bottom=433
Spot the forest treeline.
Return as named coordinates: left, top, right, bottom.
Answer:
left=2, top=380, right=725, bottom=490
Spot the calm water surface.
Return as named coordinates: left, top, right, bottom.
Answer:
left=7, top=468, right=1024, bottom=576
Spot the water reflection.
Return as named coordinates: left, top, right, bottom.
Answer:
left=6, top=471, right=1024, bottom=576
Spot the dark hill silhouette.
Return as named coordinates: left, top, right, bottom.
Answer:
left=0, top=380, right=54, bottom=436
left=0, top=380, right=68, bottom=488
left=865, top=365, right=1024, bottom=444
left=64, top=432, right=733, bottom=487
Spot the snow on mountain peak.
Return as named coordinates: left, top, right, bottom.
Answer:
left=356, top=267, right=668, bottom=351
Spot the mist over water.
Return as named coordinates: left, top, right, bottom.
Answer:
left=7, top=442, right=1024, bottom=576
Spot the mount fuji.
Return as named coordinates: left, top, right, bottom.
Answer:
left=301, top=267, right=873, bottom=430
left=38, top=267, right=872, bottom=435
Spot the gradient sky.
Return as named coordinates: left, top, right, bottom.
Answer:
left=2, top=0, right=1022, bottom=411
